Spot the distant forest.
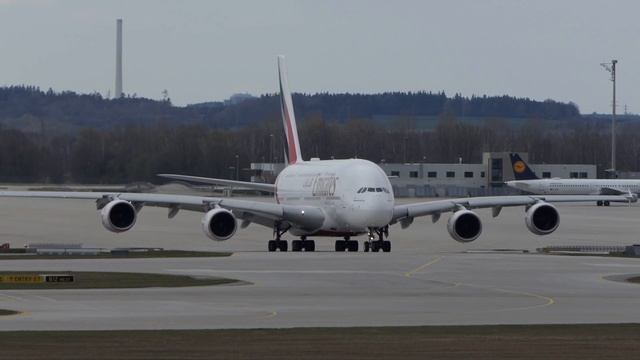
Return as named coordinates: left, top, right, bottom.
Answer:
left=0, top=86, right=637, bottom=183
left=0, top=86, right=580, bottom=132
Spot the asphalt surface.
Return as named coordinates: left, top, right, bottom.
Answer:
left=0, top=195, right=639, bottom=330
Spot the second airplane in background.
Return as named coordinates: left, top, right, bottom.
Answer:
left=506, top=153, right=640, bottom=206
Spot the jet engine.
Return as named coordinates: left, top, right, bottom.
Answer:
left=525, top=202, right=559, bottom=235
left=101, top=200, right=137, bottom=233
left=447, top=209, right=482, bottom=243
left=202, top=208, right=237, bottom=241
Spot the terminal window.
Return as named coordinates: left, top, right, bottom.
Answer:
left=409, top=171, right=419, bottom=178
left=464, top=171, right=473, bottom=178
left=570, top=172, right=578, bottom=178
left=542, top=172, right=551, bottom=178
left=491, top=159, right=502, bottom=181
left=480, top=171, right=485, bottom=178
left=390, top=170, right=400, bottom=177
left=446, top=171, right=455, bottom=178
left=579, top=172, right=588, bottom=178
left=427, top=171, right=437, bottom=178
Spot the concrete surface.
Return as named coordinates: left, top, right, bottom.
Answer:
left=0, top=195, right=639, bottom=330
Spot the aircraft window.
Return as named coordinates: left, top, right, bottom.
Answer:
left=357, top=187, right=365, bottom=193
left=367, top=187, right=375, bottom=192
left=376, top=188, right=382, bottom=192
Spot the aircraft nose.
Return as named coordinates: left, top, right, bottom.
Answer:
left=350, top=194, right=393, bottom=228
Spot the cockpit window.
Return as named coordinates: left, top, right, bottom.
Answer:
left=359, top=187, right=391, bottom=194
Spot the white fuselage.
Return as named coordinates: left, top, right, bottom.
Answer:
left=275, top=158, right=394, bottom=236
left=506, top=179, right=640, bottom=195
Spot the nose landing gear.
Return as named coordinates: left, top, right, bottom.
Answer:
left=364, top=226, right=391, bottom=253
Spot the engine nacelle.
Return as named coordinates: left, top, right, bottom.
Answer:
left=201, top=208, right=237, bottom=241
left=525, top=202, right=559, bottom=235
left=101, top=200, right=137, bottom=233
left=447, top=209, right=482, bottom=243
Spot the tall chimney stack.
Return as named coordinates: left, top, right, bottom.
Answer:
left=115, top=18, right=123, bottom=99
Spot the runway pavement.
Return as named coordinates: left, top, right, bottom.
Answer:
left=0, top=195, right=639, bottom=330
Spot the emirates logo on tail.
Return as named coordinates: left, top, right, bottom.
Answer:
left=277, top=56, right=302, bottom=165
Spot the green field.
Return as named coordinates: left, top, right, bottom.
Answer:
left=0, top=324, right=638, bottom=359
left=0, top=250, right=231, bottom=260
left=0, top=271, right=239, bottom=290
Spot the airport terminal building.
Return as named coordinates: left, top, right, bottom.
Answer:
left=250, top=152, right=596, bottom=197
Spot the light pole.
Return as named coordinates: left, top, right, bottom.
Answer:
left=269, top=134, right=274, bottom=164
left=601, top=59, right=618, bottom=176
left=235, top=154, right=240, bottom=180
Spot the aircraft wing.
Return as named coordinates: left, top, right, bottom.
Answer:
left=391, top=195, right=635, bottom=224
left=157, top=174, right=276, bottom=193
left=0, top=191, right=323, bottom=231
left=599, top=187, right=627, bottom=196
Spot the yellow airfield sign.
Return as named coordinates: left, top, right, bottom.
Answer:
left=0, top=275, right=44, bottom=284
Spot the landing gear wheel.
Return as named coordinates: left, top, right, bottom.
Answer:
left=597, top=200, right=603, bottom=207
left=335, top=240, right=346, bottom=252
left=347, top=241, right=359, bottom=252
left=382, top=240, right=391, bottom=253
left=277, top=240, right=288, bottom=252
left=604, top=201, right=610, bottom=207
left=303, top=240, right=316, bottom=252
left=270, top=222, right=290, bottom=252
left=364, top=242, right=370, bottom=252
left=291, top=240, right=302, bottom=252
left=371, top=241, right=381, bottom=252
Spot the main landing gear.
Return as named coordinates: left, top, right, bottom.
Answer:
left=335, top=236, right=359, bottom=252
left=596, top=200, right=610, bottom=207
left=364, top=226, right=391, bottom=253
left=268, top=222, right=289, bottom=252
left=268, top=223, right=316, bottom=252
left=292, top=236, right=316, bottom=252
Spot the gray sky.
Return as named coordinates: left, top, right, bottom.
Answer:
left=0, top=0, right=638, bottom=114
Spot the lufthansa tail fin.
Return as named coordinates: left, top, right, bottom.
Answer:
left=277, top=56, right=303, bottom=165
left=509, top=153, right=539, bottom=180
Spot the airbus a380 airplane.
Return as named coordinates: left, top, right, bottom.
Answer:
left=505, top=153, right=640, bottom=206
left=0, top=57, right=633, bottom=252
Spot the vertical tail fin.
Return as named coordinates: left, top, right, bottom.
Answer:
left=509, top=153, right=539, bottom=180
left=277, top=55, right=303, bottom=165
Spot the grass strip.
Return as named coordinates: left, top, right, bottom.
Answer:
left=0, top=324, right=639, bottom=359
left=0, top=271, right=239, bottom=290
left=0, top=250, right=231, bottom=260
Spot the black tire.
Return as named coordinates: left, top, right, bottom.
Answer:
left=291, top=240, right=302, bottom=252
left=278, top=240, right=288, bottom=252
left=364, top=242, right=370, bottom=252
left=597, top=200, right=603, bottom=207
left=382, top=240, right=391, bottom=253
left=304, top=240, right=316, bottom=252
left=604, top=201, right=610, bottom=207
left=268, top=240, right=277, bottom=252
left=347, top=241, right=359, bottom=252
left=335, top=240, right=345, bottom=252
left=371, top=241, right=380, bottom=252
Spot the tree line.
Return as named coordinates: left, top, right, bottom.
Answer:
left=0, top=112, right=637, bottom=184
left=0, top=86, right=582, bottom=134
